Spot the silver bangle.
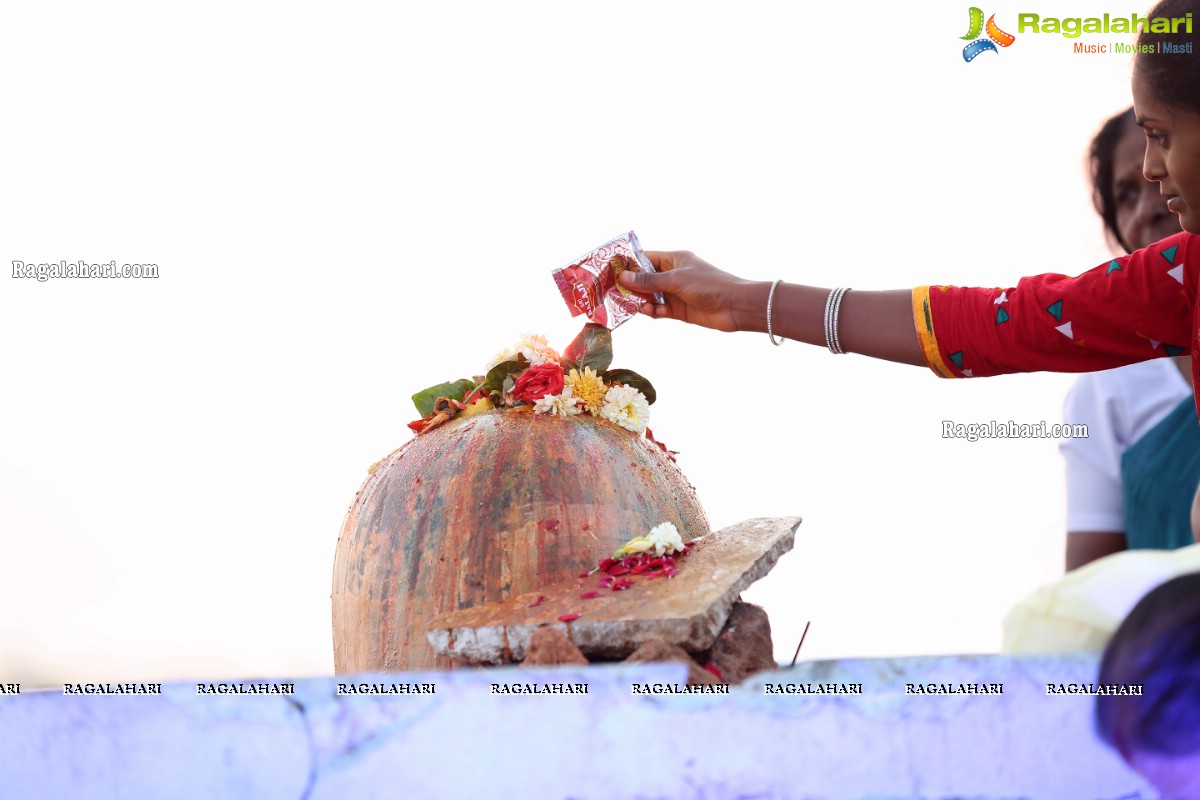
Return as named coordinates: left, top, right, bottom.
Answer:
left=823, top=288, right=837, bottom=352
left=824, top=287, right=851, bottom=354
left=767, top=279, right=785, bottom=346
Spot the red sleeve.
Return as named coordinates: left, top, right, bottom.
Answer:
left=912, top=232, right=1199, bottom=379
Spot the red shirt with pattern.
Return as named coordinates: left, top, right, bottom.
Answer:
left=912, top=232, right=1200, bottom=417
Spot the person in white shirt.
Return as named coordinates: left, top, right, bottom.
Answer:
left=1060, top=107, right=1195, bottom=571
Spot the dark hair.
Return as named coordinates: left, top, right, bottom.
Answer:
left=1089, top=108, right=1139, bottom=254
left=1136, top=0, right=1200, bottom=114
left=1096, top=572, right=1200, bottom=758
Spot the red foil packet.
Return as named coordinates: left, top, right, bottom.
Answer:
left=552, top=231, right=665, bottom=330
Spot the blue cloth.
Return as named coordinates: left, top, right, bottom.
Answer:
left=1121, top=392, right=1200, bottom=550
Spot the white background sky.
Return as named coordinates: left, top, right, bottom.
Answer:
left=0, top=2, right=1153, bottom=683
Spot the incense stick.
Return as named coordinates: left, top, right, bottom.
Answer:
left=789, top=620, right=811, bottom=668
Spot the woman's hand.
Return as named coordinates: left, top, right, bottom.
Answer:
left=618, top=251, right=757, bottom=333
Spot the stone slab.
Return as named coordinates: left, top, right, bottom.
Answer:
left=426, top=516, right=801, bottom=663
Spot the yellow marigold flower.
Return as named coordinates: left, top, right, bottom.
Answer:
left=565, top=366, right=607, bottom=411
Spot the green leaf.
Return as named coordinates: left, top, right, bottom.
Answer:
left=483, top=355, right=529, bottom=395
left=562, top=323, right=613, bottom=373
left=602, top=368, right=656, bottom=405
left=412, top=378, right=475, bottom=417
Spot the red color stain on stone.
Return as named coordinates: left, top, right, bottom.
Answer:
left=332, top=410, right=710, bottom=673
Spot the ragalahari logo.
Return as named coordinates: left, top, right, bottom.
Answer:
left=961, top=7, right=1016, bottom=61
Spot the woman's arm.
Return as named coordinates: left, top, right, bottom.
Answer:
left=618, top=251, right=925, bottom=366
left=622, top=234, right=1197, bottom=381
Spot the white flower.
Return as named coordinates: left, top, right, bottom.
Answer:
left=598, top=384, right=650, bottom=433
left=533, top=386, right=582, bottom=417
left=515, top=333, right=561, bottom=366
left=615, top=522, right=684, bottom=558
left=484, top=347, right=518, bottom=373
left=646, top=522, right=684, bottom=556
left=485, top=334, right=561, bottom=373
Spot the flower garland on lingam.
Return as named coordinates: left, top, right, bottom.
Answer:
left=407, top=323, right=675, bottom=457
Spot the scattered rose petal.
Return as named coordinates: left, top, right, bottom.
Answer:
left=574, top=523, right=694, bottom=596
left=645, top=427, right=680, bottom=460
left=703, top=663, right=724, bottom=681
left=528, top=595, right=547, bottom=608
left=557, top=613, right=580, bottom=623
left=579, top=591, right=599, bottom=599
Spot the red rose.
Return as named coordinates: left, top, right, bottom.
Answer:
left=511, top=363, right=564, bottom=402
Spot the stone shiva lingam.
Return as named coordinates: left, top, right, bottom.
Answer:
left=331, top=321, right=710, bottom=672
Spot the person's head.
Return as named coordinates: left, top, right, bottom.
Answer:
left=1090, top=107, right=1180, bottom=253
left=1096, top=572, right=1200, bottom=797
left=1132, top=0, right=1200, bottom=233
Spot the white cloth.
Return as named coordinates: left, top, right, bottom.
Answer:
left=1002, top=545, right=1200, bottom=653
left=1059, top=359, right=1191, bottom=533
